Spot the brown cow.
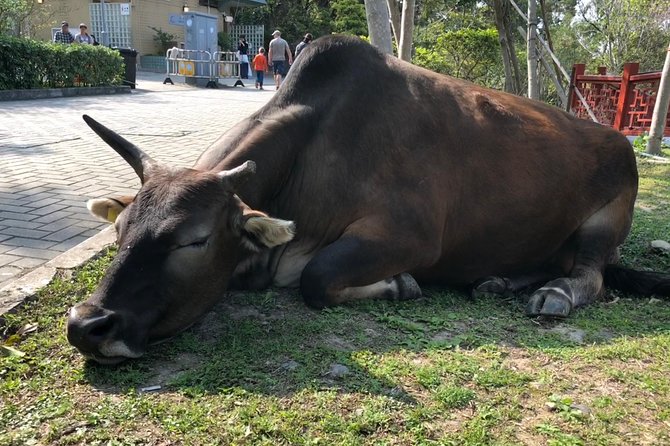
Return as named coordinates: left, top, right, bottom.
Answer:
left=67, top=35, right=670, bottom=364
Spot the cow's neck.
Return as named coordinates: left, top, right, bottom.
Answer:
left=214, top=104, right=315, bottom=210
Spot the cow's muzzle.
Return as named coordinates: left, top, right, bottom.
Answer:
left=66, top=303, right=143, bottom=364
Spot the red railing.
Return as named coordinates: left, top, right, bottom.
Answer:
left=568, top=63, right=670, bottom=136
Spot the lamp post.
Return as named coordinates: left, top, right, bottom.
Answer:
left=100, top=0, right=110, bottom=46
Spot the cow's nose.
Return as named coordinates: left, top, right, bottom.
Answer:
left=66, top=304, right=119, bottom=353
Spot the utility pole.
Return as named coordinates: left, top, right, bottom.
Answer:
left=100, top=0, right=110, bottom=46
left=646, top=41, right=670, bottom=155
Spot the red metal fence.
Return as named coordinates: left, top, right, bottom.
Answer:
left=568, top=63, right=670, bottom=136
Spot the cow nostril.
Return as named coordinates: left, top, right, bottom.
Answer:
left=88, top=318, right=115, bottom=339
left=67, top=307, right=119, bottom=352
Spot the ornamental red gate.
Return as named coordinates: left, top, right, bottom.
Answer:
left=568, top=63, right=670, bottom=136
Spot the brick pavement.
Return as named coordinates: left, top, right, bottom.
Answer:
left=0, top=72, right=274, bottom=288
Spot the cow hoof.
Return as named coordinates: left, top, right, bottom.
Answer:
left=471, top=276, right=511, bottom=299
left=526, top=287, right=572, bottom=318
left=396, top=273, right=422, bottom=300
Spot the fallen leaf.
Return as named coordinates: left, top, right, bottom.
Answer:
left=17, top=323, right=38, bottom=336
left=1, top=345, right=26, bottom=357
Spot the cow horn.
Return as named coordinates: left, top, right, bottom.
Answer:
left=217, top=161, right=257, bottom=189
left=83, top=115, right=156, bottom=184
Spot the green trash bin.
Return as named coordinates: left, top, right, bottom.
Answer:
left=115, top=47, right=138, bottom=89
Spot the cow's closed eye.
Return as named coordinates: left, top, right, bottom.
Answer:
left=177, top=237, right=209, bottom=250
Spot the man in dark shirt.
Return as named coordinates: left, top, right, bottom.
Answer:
left=53, top=21, right=75, bottom=44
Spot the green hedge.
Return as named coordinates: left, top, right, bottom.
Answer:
left=0, top=35, right=124, bottom=90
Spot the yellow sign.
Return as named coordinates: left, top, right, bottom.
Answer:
left=219, top=63, right=233, bottom=77
left=178, top=61, right=195, bottom=76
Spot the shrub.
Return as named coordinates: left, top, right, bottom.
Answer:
left=218, top=31, right=232, bottom=51
left=0, top=35, right=124, bottom=90
left=149, top=26, right=177, bottom=55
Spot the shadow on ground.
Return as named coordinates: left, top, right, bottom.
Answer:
left=81, top=283, right=670, bottom=399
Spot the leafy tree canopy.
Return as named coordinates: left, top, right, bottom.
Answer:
left=233, top=0, right=367, bottom=47
left=414, top=27, right=503, bottom=87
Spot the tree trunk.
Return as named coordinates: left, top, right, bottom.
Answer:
left=398, top=0, right=415, bottom=61
left=527, top=0, right=539, bottom=99
left=507, top=19, right=523, bottom=93
left=518, top=26, right=566, bottom=106
left=492, top=0, right=521, bottom=94
left=538, top=0, right=559, bottom=79
left=386, top=0, right=401, bottom=49
left=646, top=41, right=670, bottom=155
left=364, top=0, right=393, bottom=55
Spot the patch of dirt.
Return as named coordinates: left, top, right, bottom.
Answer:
left=541, top=324, right=587, bottom=344
left=323, top=334, right=355, bottom=351
left=225, top=305, right=262, bottom=320
left=146, top=352, right=203, bottom=387
left=635, top=202, right=658, bottom=212
left=430, top=322, right=470, bottom=343
left=501, top=347, right=548, bottom=375
left=594, top=328, right=617, bottom=342
left=499, top=345, right=670, bottom=445
left=192, top=309, right=228, bottom=343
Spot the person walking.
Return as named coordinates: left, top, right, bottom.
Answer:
left=253, top=47, right=269, bottom=90
left=295, top=33, right=313, bottom=58
left=268, top=30, right=292, bottom=90
left=74, top=23, right=94, bottom=44
left=53, top=21, right=75, bottom=44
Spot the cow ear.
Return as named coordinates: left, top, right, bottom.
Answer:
left=86, top=196, right=133, bottom=223
left=241, top=214, right=295, bottom=251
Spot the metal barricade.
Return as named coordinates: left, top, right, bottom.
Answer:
left=212, top=51, right=245, bottom=87
left=163, top=48, right=217, bottom=88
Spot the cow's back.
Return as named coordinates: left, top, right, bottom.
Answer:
left=203, top=35, right=638, bottom=283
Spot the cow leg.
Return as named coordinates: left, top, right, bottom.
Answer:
left=300, top=236, right=432, bottom=308
left=527, top=195, right=633, bottom=317
left=471, top=270, right=557, bottom=299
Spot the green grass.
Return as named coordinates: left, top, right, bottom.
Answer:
left=1, top=157, right=669, bottom=445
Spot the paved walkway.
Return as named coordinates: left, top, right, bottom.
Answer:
left=0, top=72, right=274, bottom=289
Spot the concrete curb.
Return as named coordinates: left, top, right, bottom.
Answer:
left=0, top=86, right=131, bottom=102
left=0, top=227, right=115, bottom=317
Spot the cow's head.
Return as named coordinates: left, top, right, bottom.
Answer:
left=66, top=115, right=295, bottom=364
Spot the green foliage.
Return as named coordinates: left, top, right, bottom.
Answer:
left=413, top=0, right=669, bottom=101
left=217, top=31, right=232, bottom=51
left=0, top=0, right=30, bottom=35
left=546, top=395, right=587, bottom=422
left=414, top=27, right=504, bottom=88
left=1, top=0, right=54, bottom=40
left=234, top=0, right=335, bottom=48
left=570, top=0, right=670, bottom=72
left=632, top=133, right=670, bottom=154
left=331, top=0, right=368, bottom=36
left=149, top=26, right=177, bottom=55
left=232, top=0, right=366, bottom=47
left=435, top=384, right=476, bottom=409
left=0, top=35, right=123, bottom=89
left=418, top=0, right=494, bottom=30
